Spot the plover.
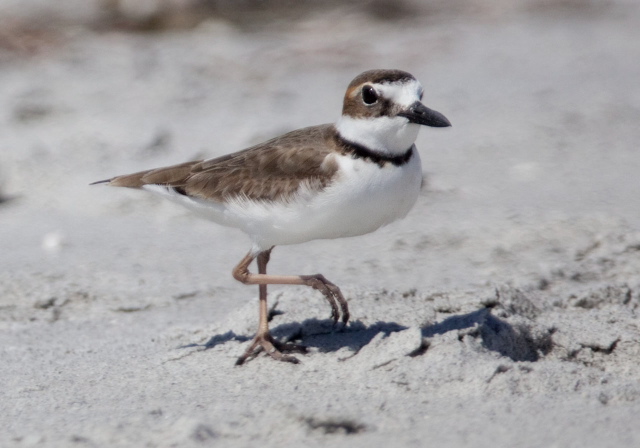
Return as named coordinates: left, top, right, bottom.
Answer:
left=93, top=69, right=450, bottom=364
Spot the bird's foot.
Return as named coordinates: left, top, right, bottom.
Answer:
left=235, top=331, right=307, bottom=366
left=300, top=274, right=350, bottom=326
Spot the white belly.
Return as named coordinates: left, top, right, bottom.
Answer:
left=144, top=150, right=423, bottom=251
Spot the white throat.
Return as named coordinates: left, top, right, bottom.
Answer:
left=336, top=115, right=421, bottom=156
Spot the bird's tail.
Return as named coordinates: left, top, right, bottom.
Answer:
left=89, top=178, right=112, bottom=186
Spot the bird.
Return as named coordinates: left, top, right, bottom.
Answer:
left=92, top=69, right=451, bottom=365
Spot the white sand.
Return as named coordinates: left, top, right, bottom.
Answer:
left=1, top=1, right=640, bottom=446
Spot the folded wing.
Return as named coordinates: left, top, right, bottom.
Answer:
left=99, top=125, right=340, bottom=203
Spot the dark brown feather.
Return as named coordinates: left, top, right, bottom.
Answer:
left=106, top=125, right=341, bottom=203
left=342, top=69, right=415, bottom=119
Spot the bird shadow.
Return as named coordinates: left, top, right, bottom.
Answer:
left=179, top=319, right=408, bottom=355
left=179, top=331, right=251, bottom=350
left=274, top=318, right=408, bottom=353
left=179, top=306, right=552, bottom=362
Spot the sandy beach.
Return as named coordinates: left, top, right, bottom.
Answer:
left=1, top=1, right=640, bottom=446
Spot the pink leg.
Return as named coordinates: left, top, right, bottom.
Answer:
left=233, top=248, right=349, bottom=365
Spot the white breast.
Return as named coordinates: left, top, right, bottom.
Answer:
left=143, top=150, right=423, bottom=251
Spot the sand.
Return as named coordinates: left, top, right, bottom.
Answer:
left=1, top=1, right=640, bottom=446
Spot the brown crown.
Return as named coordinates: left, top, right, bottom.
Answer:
left=342, top=69, right=416, bottom=119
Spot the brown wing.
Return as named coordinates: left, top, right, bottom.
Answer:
left=104, top=124, right=340, bottom=203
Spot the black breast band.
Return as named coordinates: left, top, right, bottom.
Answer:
left=337, top=136, right=414, bottom=167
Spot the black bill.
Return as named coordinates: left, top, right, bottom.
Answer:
left=398, top=101, right=451, bottom=127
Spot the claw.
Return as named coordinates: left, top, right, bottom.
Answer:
left=328, top=284, right=349, bottom=325
left=232, top=249, right=348, bottom=366
left=301, top=274, right=350, bottom=326
left=236, top=331, right=307, bottom=365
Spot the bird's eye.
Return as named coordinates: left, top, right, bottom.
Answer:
left=362, top=85, right=378, bottom=105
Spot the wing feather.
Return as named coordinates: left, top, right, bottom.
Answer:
left=103, top=124, right=340, bottom=202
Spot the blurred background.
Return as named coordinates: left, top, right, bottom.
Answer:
left=1, top=0, right=639, bottom=316
left=3, top=3, right=640, bottom=446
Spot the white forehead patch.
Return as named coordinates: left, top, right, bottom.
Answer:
left=375, top=79, right=423, bottom=107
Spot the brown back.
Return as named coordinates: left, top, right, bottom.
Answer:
left=108, top=124, right=340, bottom=203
